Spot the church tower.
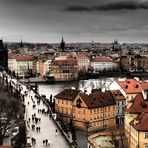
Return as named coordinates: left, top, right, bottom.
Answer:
left=60, top=37, right=65, bottom=51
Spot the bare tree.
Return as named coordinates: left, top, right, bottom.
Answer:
left=0, top=83, right=19, bottom=145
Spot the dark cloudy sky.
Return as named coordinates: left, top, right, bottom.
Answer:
left=1, top=0, right=148, bottom=43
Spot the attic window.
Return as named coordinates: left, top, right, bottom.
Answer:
left=124, top=85, right=128, bottom=89
left=76, top=99, right=82, bottom=108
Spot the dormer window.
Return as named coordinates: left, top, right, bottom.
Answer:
left=76, top=99, right=82, bottom=108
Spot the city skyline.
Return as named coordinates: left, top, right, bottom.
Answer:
left=1, top=0, right=148, bottom=43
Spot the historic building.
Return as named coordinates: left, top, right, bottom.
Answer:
left=55, top=89, right=81, bottom=123
left=76, top=52, right=90, bottom=72
left=8, top=55, right=37, bottom=78
left=120, top=54, right=148, bottom=72
left=50, top=56, right=78, bottom=81
left=90, top=56, right=119, bottom=72
left=125, top=93, right=148, bottom=148
left=55, top=89, right=117, bottom=132
left=0, top=40, right=8, bottom=70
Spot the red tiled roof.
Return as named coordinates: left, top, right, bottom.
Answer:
left=91, top=56, right=112, bottom=62
left=111, top=90, right=126, bottom=100
left=116, top=79, right=142, bottom=94
left=77, top=52, right=89, bottom=57
left=54, top=89, right=81, bottom=100
left=126, top=93, right=148, bottom=113
left=130, top=113, right=148, bottom=131
left=15, top=55, right=34, bottom=61
left=80, top=91, right=116, bottom=109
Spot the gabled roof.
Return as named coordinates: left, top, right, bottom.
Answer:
left=54, top=89, right=81, bottom=100
left=116, top=79, right=142, bottom=94
left=80, top=91, right=116, bottom=109
left=111, top=90, right=126, bottom=101
left=130, top=113, right=148, bottom=131
left=126, top=93, right=148, bottom=113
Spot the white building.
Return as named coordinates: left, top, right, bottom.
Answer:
left=8, top=55, right=36, bottom=78
left=90, top=56, right=119, bottom=72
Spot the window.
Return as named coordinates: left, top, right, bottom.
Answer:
left=145, top=133, right=148, bottom=139
left=83, top=109, right=85, bottom=114
left=83, top=115, right=85, bottom=120
left=66, top=100, right=68, bottom=105
left=145, top=145, right=148, bottom=148
left=62, top=100, right=64, bottom=104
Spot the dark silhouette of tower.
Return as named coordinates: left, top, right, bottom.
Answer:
left=20, top=39, right=23, bottom=48
left=0, top=39, right=8, bottom=70
left=60, top=37, right=65, bottom=51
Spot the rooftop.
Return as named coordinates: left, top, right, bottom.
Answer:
left=80, top=91, right=116, bottom=109
left=111, top=90, right=126, bottom=101
left=54, top=89, right=81, bottom=100
left=130, top=113, right=148, bottom=131
left=126, top=93, right=148, bottom=114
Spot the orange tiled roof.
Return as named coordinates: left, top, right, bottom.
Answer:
left=111, top=90, right=126, bottom=100
left=91, top=56, right=112, bottom=62
left=116, top=79, right=142, bottom=94
left=130, top=113, right=148, bottom=131
left=141, top=82, right=148, bottom=90
left=126, top=93, right=148, bottom=113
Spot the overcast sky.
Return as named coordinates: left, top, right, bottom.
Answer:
left=1, top=0, right=148, bottom=43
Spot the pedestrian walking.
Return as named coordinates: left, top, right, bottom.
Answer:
left=45, top=139, right=48, bottom=146
left=55, top=129, right=58, bottom=136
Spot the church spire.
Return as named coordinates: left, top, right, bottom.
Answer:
left=60, top=36, right=65, bottom=51
left=20, top=38, right=23, bottom=48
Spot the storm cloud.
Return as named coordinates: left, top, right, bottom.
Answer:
left=65, top=1, right=148, bottom=12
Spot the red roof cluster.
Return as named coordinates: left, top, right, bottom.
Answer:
left=130, top=113, right=148, bottom=131
left=126, top=93, right=148, bottom=113
left=116, top=79, right=143, bottom=93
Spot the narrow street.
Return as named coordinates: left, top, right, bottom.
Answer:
left=11, top=78, right=70, bottom=148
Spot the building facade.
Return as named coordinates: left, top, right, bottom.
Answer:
left=90, top=56, right=119, bottom=72
left=112, top=90, right=126, bottom=124
left=55, top=89, right=117, bottom=132
left=120, top=54, right=148, bottom=72
left=50, top=55, right=78, bottom=81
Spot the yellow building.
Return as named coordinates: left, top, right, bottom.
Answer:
left=54, top=89, right=81, bottom=123
left=73, top=91, right=117, bottom=131
left=55, top=89, right=117, bottom=132
left=50, top=56, right=78, bottom=81
left=125, top=93, right=148, bottom=148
